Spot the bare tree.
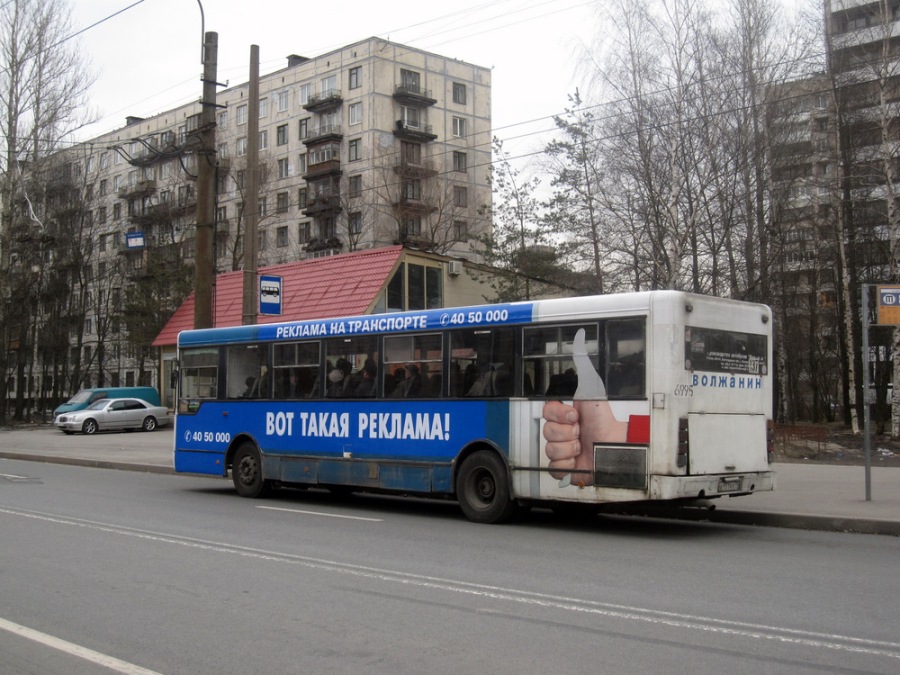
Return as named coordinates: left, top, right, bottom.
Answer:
left=0, top=0, right=95, bottom=421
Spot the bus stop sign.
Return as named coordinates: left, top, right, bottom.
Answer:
left=259, top=275, right=282, bottom=315
left=877, top=285, right=900, bottom=325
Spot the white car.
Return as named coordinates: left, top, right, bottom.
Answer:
left=54, top=397, right=170, bottom=435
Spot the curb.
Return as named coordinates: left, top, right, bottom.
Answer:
left=3, top=452, right=898, bottom=536
left=607, top=504, right=900, bottom=537
left=0, top=452, right=174, bottom=476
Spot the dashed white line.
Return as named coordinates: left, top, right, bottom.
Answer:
left=256, top=505, right=383, bottom=521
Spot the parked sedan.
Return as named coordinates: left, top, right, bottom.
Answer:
left=54, top=398, right=170, bottom=435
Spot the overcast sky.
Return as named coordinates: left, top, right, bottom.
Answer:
left=72, top=0, right=598, bottom=170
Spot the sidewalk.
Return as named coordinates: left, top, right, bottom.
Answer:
left=1, top=425, right=898, bottom=535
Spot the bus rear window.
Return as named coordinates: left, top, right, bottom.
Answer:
left=685, top=327, right=767, bottom=375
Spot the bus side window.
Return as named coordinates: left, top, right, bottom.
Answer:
left=605, top=319, right=645, bottom=398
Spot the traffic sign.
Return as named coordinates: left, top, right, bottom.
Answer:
left=259, top=275, right=282, bottom=315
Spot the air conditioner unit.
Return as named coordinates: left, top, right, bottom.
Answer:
left=448, top=260, right=462, bottom=277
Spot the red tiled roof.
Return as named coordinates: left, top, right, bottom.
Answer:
left=152, top=246, right=404, bottom=347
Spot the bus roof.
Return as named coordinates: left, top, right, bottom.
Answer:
left=176, top=291, right=769, bottom=348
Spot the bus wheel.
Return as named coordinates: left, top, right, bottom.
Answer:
left=456, top=451, right=517, bottom=524
left=232, top=443, right=270, bottom=498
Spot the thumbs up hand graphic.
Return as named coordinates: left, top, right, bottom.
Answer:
left=542, top=328, right=628, bottom=487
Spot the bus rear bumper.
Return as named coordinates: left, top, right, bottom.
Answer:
left=651, top=471, right=776, bottom=500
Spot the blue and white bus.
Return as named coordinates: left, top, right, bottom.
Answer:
left=173, top=291, right=775, bottom=523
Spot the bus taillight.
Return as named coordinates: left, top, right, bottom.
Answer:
left=767, top=420, right=775, bottom=464
left=677, top=417, right=688, bottom=468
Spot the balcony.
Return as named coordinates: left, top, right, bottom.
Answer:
left=303, top=124, right=343, bottom=146
left=393, top=120, right=437, bottom=142
left=393, top=159, right=438, bottom=178
left=393, top=84, right=437, bottom=107
left=303, top=88, right=342, bottom=113
left=117, top=179, right=157, bottom=200
left=302, top=195, right=342, bottom=216
left=302, top=159, right=342, bottom=180
left=392, top=197, right=437, bottom=215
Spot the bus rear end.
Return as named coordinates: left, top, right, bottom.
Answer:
left=648, top=292, right=775, bottom=501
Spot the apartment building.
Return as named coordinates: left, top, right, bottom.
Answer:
left=7, top=38, right=493, bottom=410
left=770, top=0, right=899, bottom=421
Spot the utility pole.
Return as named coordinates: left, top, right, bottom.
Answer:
left=194, top=31, right=218, bottom=329
left=241, top=45, right=260, bottom=325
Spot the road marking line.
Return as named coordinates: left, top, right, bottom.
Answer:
left=256, top=505, right=383, bottom=521
left=3, top=506, right=899, bottom=660
left=0, top=616, right=162, bottom=675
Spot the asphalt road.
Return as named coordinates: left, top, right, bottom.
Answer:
left=1, top=459, right=899, bottom=674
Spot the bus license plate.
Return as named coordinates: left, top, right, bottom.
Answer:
left=718, top=477, right=741, bottom=493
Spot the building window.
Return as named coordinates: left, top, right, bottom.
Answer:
left=98, top=206, right=107, bottom=224
left=349, top=102, right=361, bottom=125
left=403, top=179, right=421, bottom=201
left=453, top=116, right=466, bottom=138
left=452, top=82, right=466, bottom=104
left=349, top=211, right=362, bottom=235
left=298, top=83, right=311, bottom=105
left=276, top=225, right=288, bottom=247
left=349, top=66, right=361, bottom=90
left=217, top=205, right=227, bottom=222
left=299, top=221, right=310, bottom=243
left=236, top=170, right=245, bottom=189
left=454, top=219, right=468, bottom=241
left=298, top=153, right=307, bottom=174
left=113, top=203, right=121, bottom=220
left=258, top=230, right=267, bottom=251
left=401, top=106, right=420, bottom=128
left=99, top=179, right=108, bottom=196
left=237, top=104, right=248, bottom=125
left=276, top=191, right=289, bottom=213
left=217, top=143, right=229, bottom=159
left=402, top=217, right=421, bottom=237
left=277, top=158, right=290, bottom=179
left=258, top=196, right=267, bottom=218
left=276, top=124, right=288, bottom=146
left=277, top=90, right=290, bottom=112
left=401, top=68, right=420, bottom=93
left=259, top=98, right=268, bottom=118
left=401, top=141, right=421, bottom=164
left=453, top=151, right=467, bottom=172
left=237, top=137, right=247, bottom=156
left=320, top=218, right=336, bottom=239
left=348, top=139, right=361, bottom=161
left=298, top=118, right=309, bottom=140
left=349, top=174, right=362, bottom=198
left=258, top=130, right=268, bottom=150
left=298, top=187, right=307, bottom=209
left=218, top=110, right=228, bottom=129
left=321, top=74, right=337, bottom=94
left=454, top=186, right=467, bottom=207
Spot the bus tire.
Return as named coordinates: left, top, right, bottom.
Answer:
left=232, top=442, right=270, bottom=498
left=456, top=450, right=517, bottom=524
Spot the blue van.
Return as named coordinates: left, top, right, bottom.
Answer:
left=53, top=387, right=161, bottom=417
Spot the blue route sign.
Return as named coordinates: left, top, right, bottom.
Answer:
left=259, top=275, right=282, bottom=315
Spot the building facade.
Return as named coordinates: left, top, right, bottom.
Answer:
left=6, top=38, right=494, bottom=415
